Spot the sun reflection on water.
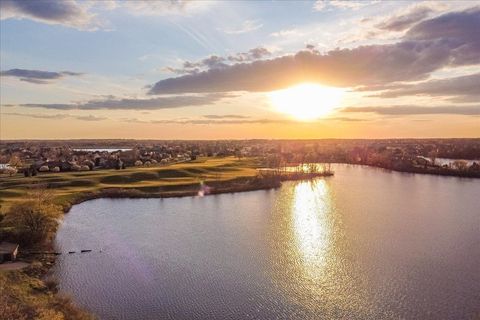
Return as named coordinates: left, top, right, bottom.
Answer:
left=292, top=180, right=332, bottom=277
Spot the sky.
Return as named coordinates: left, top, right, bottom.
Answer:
left=0, top=0, right=479, bottom=140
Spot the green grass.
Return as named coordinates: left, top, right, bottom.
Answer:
left=0, top=157, right=259, bottom=211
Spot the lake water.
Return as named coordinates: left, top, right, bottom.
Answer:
left=53, top=164, right=480, bottom=320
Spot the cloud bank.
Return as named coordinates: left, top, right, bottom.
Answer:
left=149, top=7, right=480, bottom=95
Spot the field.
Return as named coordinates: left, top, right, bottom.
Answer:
left=0, top=157, right=259, bottom=211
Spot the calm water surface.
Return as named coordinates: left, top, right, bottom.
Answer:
left=53, top=165, right=480, bottom=319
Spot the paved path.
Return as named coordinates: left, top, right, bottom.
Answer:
left=0, top=261, right=29, bottom=271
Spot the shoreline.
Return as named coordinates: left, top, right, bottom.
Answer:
left=60, top=179, right=282, bottom=213
left=262, top=162, right=480, bottom=179
left=333, top=162, right=480, bottom=179
left=59, top=171, right=336, bottom=213
left=362, top=163, right=480, bottom=178
left=3, top=160, right=476, bottom=318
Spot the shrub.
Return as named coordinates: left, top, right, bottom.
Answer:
left=2, top=188, right=62, bottom=246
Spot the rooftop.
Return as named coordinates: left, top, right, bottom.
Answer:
left=0, top=242, right=19, bottom=254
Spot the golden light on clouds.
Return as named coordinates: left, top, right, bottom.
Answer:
left=268, top=83, right=345, bottom=120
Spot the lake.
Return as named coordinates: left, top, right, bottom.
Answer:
left=53, top=164, right=480, bottom=320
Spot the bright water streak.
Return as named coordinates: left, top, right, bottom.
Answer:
left=53, top=164, right=480, bottom=319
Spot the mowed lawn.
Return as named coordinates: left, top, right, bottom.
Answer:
left=0, top=157, right=259, bottom=210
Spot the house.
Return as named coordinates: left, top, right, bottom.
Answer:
left=0, top=242, right=19, bottom=263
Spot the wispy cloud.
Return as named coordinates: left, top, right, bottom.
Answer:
left=374, top=5, right=435, bottom=32
left=223, top=20, right=263, bottom=34
left=3, top=112, right=107, bottom=121
left=270, top=28, right=303, bottom=38
left=111, top=0, right=212, bottom=17
left=123, top=116, right=365, bottom=125
left=202, top=114, right=251, bottom=119
left=314, top=0, right=371, bottom=11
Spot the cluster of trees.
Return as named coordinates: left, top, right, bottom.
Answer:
left=0, top=155, right=21, bottom=176
left=1, top=187, right=62, bottom=247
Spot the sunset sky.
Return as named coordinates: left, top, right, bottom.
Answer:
left=1, top=0, right=479, bottom=139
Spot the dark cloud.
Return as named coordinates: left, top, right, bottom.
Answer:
left=406, top=7, right=480, bottom=42
left=3, top=112, right=68, bottom=120
left=375, top=6, right=434, bottom=31
left=0, top=68, right=83, bottom=84
left=342, top=105, right=480, bottom=116
left=405, top=6, right=480, bottom=66
left=183, top=56, right=227, bottom=70
left=373, top=72, right=480, bottom=99
left=164, top=47, right=271, bottom=75
left=164, top=55, right=227, bottom=75
left=0, top=0, right=97, bottom=30
left=150, top=7, right=480, bottom=95
left=227, top=47, right=271, bottom=62
left=9, top=93, right=232, bottom=110
left=4, top=112, right=107, bottom=121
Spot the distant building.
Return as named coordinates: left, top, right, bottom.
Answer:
left=0, top=242, right=19, bottom=263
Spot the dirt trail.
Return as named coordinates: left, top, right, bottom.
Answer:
left=0, top=261, right=29, bottom=271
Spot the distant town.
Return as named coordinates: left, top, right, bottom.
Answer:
left=1, top=138, right=479, bottom=178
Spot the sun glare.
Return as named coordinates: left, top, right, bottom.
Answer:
left=268, top=83, right=345, bottom=120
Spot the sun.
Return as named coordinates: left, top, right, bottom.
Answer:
left=268, top=83, right=345, bottom=120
